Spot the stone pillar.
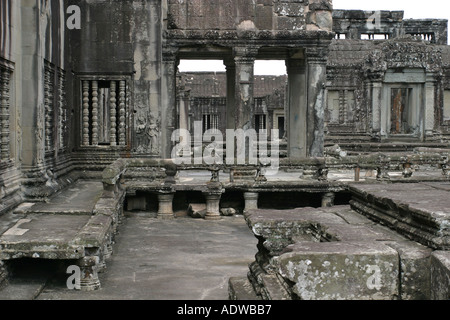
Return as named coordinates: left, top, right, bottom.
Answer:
left=162, top=49, right=179, bottom=158
left=286, top=59, right=307, bottom=158
left=244, top=192, right=259, bottom=212
left=322, top=192, right=335, bottom=208
left=158, top=193, right=175, bottom=219
left=78, top=256, right=101, bottom=292
left=179, top=91, right=190, bottom=133
left=371, top=81, right=383, bottom=139
left=204, top=192, right=223, bottom=221
left=224, top=59, right=236, bottom=132
left=233, top=47, right=257, bottom=131
left=425, top=73, right=436, bottom=139
left=306, top=47, right=328, bottom=157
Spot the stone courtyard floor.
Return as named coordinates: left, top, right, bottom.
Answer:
left=0, top=213, right=257, bottom=300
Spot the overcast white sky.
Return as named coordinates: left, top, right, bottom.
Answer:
left=179, top=0, right=450, bottom=75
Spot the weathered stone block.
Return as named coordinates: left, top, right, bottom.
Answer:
left=255, top=5, right=274, bottom=30
left=221, top=208, right=237, bottom=216
left=431, top=251, right=450, bottom=300
left=188, top=203, right=206, bottom=219
left=276, top=242, right=399, bottom=300
left=385, top=241, right=432, bottom=300
left=229, top=277, right=261, bottom=300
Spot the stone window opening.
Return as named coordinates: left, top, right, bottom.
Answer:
left=408, top=33, right=435, bottom=43
left=43, top=61, right=67, bottom=154
left=255, top=114, right=267, bottom=134
left=361, top=33, right=390, bottom=40
left=334, top=33, right=346, bottom=40
left=202, top=114, right=220, bottom=134
left=81, top=79, right=128, bottom=147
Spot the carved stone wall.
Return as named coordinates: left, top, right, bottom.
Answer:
left=167, top=0, right=332, bottom=32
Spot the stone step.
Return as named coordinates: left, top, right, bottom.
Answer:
left=228, top=277, right=261, bottom=301
left=260, top=274, right=291, bottom=300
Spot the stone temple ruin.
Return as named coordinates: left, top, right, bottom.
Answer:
left=0, top=0, right=449, bottom=300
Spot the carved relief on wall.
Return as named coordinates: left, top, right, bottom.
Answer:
left=135, top=111, right=160, bottom=155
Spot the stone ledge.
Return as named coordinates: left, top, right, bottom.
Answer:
left=349, top=183, right=450, bottom=250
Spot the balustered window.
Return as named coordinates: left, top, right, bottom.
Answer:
left=44, top=62, right=55, bottom=152
left=44, top=61, right=67, bottom=153
left=0, top=63, right=12, bottom=161
left=255, top=114, right=267, bottom=134
left=81, top=79, right=128, bottom=147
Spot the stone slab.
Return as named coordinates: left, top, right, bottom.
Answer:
left=14, top=180, right=104, bottom=216
left=276, top=242, right=399, bottom=300
left=322, top=224, right=407, bottom=242
left=0, top=214, right=91, bottom=260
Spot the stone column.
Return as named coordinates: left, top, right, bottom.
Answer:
left=158, top=193, right=175, bottom=219
left=78, top=256, right=101, bottom=292
left=179, top=91, right=190, bottom=133
left=224, top=58, right=236, bottom=132
left=244, top=192, right=259, bottom=212
left=161, top=49, right=179, bottom=158
left=286, top=59, right=307, bottom=158
left=204, top=191, right=223, bottom=221
left=322, top=192, right=335, bottom=208
left=233, top=47, right=257, bottom=131
left=306, top=47, right=328, bottom=157
left=425, top=73, right=436, bottom=139
left=369, top=78, right=383, bottom=140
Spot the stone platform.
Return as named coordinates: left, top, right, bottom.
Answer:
left=0, top=180, right=123, bottom=291
left=231, top=203, right=450, bottom=300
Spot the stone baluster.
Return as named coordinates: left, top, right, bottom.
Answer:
left=58, top=69, right=66, bottom=150
left=376, top=155, right=391, bottom=181
left=119, top=80, right=126, bottom=146
left=401, top=157, right=413, bottom=178
left=158, top=193, right=175, bottom=219
left=91, top=81, right=99, bottom=146
left=322, top=192, right=335, bottom=208
left=82, top=80, right=91, bottom=146
left=244, top=192, right=259, bottom=213
left=44, top=68, right=54, bottom=152
left=440, top=156, right=449, bottom=177
left=204, top=191, right=223, bottom=220
left=78, top=256, right=101, bottom=291
left=109, top=81, right=117, bottom=146
left=1, top=69, right=11, bottom=160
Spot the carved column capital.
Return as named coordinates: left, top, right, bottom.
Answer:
left=233, top=47, right=259, bottom=64
left=306, top=46, right=329, bottom=65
